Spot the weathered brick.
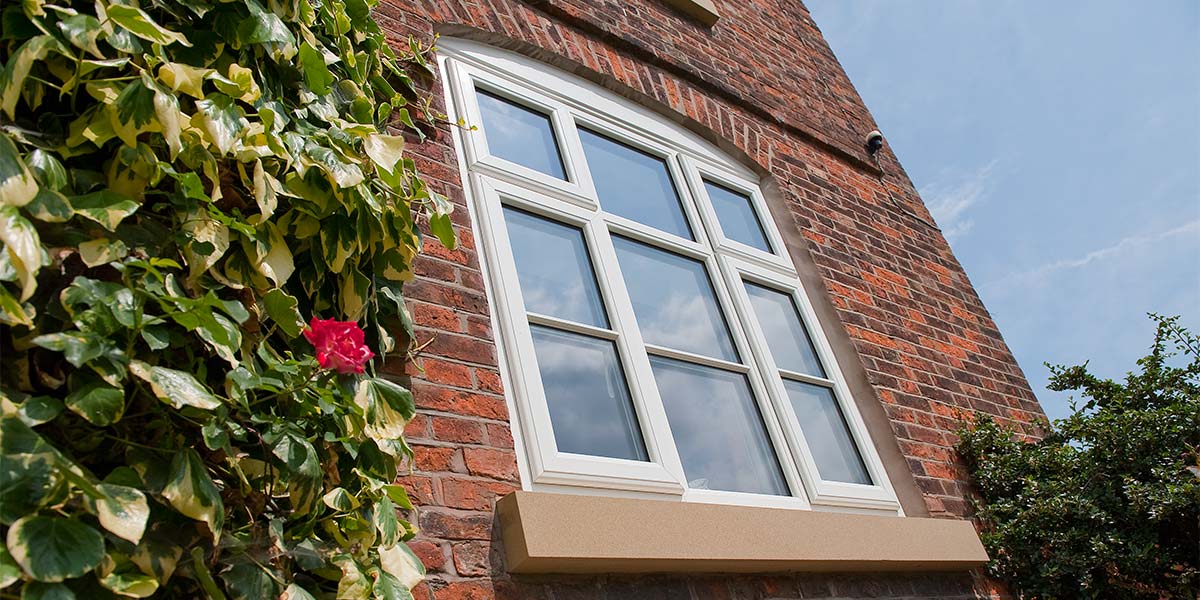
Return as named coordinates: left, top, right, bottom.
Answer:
left=451, top=541, right=492, bottom=577
left=462, top=448, right=519, bottom=481
left=440, top=478, right=517, bottom=510
left=431, top=416, right=485, bottom=444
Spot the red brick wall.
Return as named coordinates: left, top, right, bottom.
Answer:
left=375, top=1, right=1046, bottom=598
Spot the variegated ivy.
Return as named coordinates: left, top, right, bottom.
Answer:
left=0, top=0, right=456, bottom=596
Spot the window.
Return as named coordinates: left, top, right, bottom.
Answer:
left=440, top=40, right=901, bottom=514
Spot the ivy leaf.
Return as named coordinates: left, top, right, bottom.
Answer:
left=15, top=582, right=75, bottom=599
left=0, top=542, right=20, bottom=588
left=363, top=134, right=405, bottom=174
left=334, top=556, right=371, bottom=600
left=25, top=190, right=74, bottom=223
left=161, top=449, right=223, bottom=541
left=0, top=454, right=55, bottom=524
left=70, top=190, right=139, bottom=231
left=428, top=212, right=457, bottom=251
left=222, top=560, right=277, bottom=600
left=24, top=149, right=68, bottom=191
left=95, top=483, right=149, bottom=544
left=244, top=222, right=294, bottom=286
left=17, top=396, right=63, bottom=426
left=194, top=93, right=246, bottom=155
left=373, top=496, right=399, bottom=547
left=271, top=431, right=321, bottom=515
left=195, top=310, right=242, bottom=366
left=104, top=4, right=191, bottom=47
left=110, top=80, right=159, bottom=147
left=282, top=584, right=318, bottom=600
left=370, top=569, right=412, bottom=600
left=252, top=160, right=281, bottom=218
left=64, top=381, right=125, bottom=426
left=32, top=332, right=107, bottom=367
left=377, top=543, right=425, bottom=592
left=307, top=145, right=364, bottom=188
left=78, top=238, right=129, bottom=268
left=353, top=378, right=415, bottom=447
left=152, top=83, right=183, bottom=159
left=181, top=207, right=230, bottom=280
left=321, top=488, right=358, bottom=512
left=0, top=133, right=37, bottom=207
left=5, top=515, right=105, bottom=582
left=262, top=288, right=304, bottom=338
left=57, top=14, right=104, bottom=59
left=0, top=35, right=66, bottom=120
left=98, top=567, right=158, bottom=598
left=129, top=360, right=221, bottom=410
left=298, top=42, right=334, bottom=95
left=156, top=62, right=211, bottom=99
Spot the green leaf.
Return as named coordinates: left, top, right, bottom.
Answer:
left=363, top=134, right=406, bottom=174
left=271, top=431, right=321, bottom=515
left=161, top=449, right=223, bottom=541
left=239, top=0, right=294, bottom=50
left=195, top=310, right=242, bottom=366
left=377, top=543, right=424, bottom=592
left=0, top=35, right=65, bottom=120
left=156, top=62, right=210, bottom=99
left=31, top=332, right=106, bottom=367
left=201, top=420, right=228, bottom=451
left=298, top=42, right=334, bottom=95
left=370, top=569, right=414, bottom=600
left=129, top=360, right=221, bottom=410
left=78, top=238, right=130, bottom=268
left=25, top=190, right=73, bottom=223
left=194, top=94, right=246, bottom=155
left=251, top=160, right=281, bottom=218
left=104, top=4, right=190, bottom=47
left=262, top=288, right=304, bottom=338
left=0, top=134, right=37, bottom=207
left=152, top=83, right=183, bottom=159
left=17, top=582, right=75, bottom=599
left=373, top=496, right=400, bottom=547
left=64, top=381, right=125, bottom=426
left=0, top=542, right=20, bottom=588
left=17, top=396, right=62, bottom=426
left=95, top=483, right=149, bottom=544
left=5, top=516, right=104, bottom=582
left=0, top=206, right=43, bottom=301
left=139, top=325, right=170, bottom=351
left=334, top=556, right=371, bottom=600
left=282, top=584, right=317, bottom=600
left=24, top=150, right=67, bottom=191
left=244, top=222, right=293, bottom=286
left=0, top=454, right=55, bottom=524
left=221, top=560, right=277, bottom=600
left=322, top=488, right=358, bottom=512
left=381, top=484, right=413, bottom=511
left=57, top=14, right=103, bottom=59
left=98, top=567, right=158, bottom=598
left=69, top=191, right=139, bottom=231
left=181, top=208, right=230, bottom=280
left=354, top=378, right=415, bottom=447
left=428, top=213, right=457, bottom=251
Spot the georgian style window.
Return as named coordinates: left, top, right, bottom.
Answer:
left=439, top=40, right=902, bottom=514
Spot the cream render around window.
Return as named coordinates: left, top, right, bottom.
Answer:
left=439, top=39, right=903, bottom=515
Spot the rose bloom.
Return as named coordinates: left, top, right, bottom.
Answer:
left=303, top=317, right=375, bottom=374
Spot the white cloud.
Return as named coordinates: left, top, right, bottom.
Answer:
left=985, top=219, right=1200, bottom=289
left=918, top=160, right=998, bottom=242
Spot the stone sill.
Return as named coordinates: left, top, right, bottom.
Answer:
left=663, top=0, right=720, bottom=26
left=497, top=491, right=988, bottom=574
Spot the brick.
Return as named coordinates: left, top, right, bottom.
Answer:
left=408, top=539, right=447, bottom=572
left=431, top=416, right=485, bottom=444
left=451, top=541, right=491, bottom=576
left=419, top=357, right=473, bottom=389
left=484, top=423, right=514, bottom=449
left=413, top=385, right=508, bottom=420
left=440, top=478, right=517, bottom=510
left=413, top=445, right=458, bottom=472
left=431, top=581, right=493, bottom=600
left=462, top=448, right=519, bottom=481
left=419, top=508, right=492, bottom=540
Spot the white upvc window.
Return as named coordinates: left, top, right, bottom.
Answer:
left=439, top=39, right=902, bottom=515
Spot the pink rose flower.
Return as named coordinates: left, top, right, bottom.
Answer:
left=303, top=317, right=375, bottom=374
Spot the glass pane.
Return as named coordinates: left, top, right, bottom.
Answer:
left=784, top=380, right=871, bottom=485
left=476, top=89, right=566, bottom=179
left=579, top=128, right=692, bottom=239
left=744, top=282, right=826, bottom=377
left=705, top=180, right=771, bottom=252
left=531, top=326, right=648, bottom=461
left=650, top=357, right=789, bottom=495
left=503, top=207, right=608, bottom=328
left=612, top=237, right=738, bottom=361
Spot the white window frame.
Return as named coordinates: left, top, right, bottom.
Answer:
left=438, top=39, right=902, bottom=515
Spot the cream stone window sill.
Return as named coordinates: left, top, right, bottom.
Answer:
left=663, top=0, right=720, bottom=26
left=497, top=491, right=988, bottom=574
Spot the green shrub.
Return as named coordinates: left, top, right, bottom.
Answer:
left=0, top=0, right=454, bottom=596
left=958, top=315, right=1200, bottom=599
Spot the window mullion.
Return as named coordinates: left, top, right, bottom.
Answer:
left=585, top=217, right=689, bottom=488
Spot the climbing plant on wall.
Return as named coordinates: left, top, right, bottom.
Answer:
left=0, top=0, right=455, bottom=595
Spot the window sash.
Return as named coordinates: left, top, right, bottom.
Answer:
left=439, top=39, right=902, bottom=514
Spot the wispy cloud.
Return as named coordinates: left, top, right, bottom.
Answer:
left=919, top=161, right=998, bottom=241
left=985, top=219, right=1200, bottom=289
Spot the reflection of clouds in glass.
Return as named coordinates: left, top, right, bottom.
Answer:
left=476, top=90, right=566, bottom=180
left=579, top=129, right=693, bottom=240
left=784, top=380, right=870, bottom=485
left=650, top=357, right=789, bottom=496
left=613, top=237, right=738, bottom=361
left=504, top=208, right=608, bottom=328
left=705, top=181, right=770, bottom=252
left=744, top=283, right=825, bottom=377
left=530, top=326, right=648, bottom=461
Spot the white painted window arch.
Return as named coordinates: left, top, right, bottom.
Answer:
left=438, top=38, right=902, bottom=515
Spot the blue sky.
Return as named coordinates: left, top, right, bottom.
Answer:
left=804, top=1, right=1200, bottom=422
